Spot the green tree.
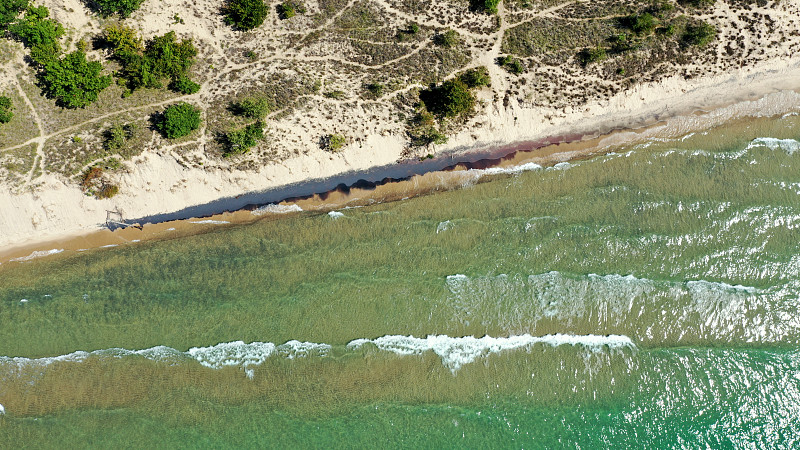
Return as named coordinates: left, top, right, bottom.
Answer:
left=39, top=50, right=112, bottom=108
left=9, top=5, right=64, bottom=64
left=224, top=121, right=264, bottom=156
left=0, top=0, right=28, bottom=30
left=103, top=24, right=143, bottom=60
left=224, top=0, right=269, bottom=31
left=419, top=79, right=476, bottom=118
left=470, top=0, right=500, bottom=14
left=91, top=0, right=146, bottom=18
left=105, top=28, right=198, bottom=93
left=144, top=31, right=197, bottom=80
left=0, top=96, right=13, bottom=124
left=156, top=102, right=201, bottom=139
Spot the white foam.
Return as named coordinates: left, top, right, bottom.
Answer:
left=347, top=334, right=634, bottom=372
left=9, top=249, right=63, bottom=262
left=189, top=220, right=230, bottom=225
left=551, top=162, right=571, bottom=170
left=476, top=162, right=543, bottom=176
left=100, top=244, right=118, bottom=248
left=251, top=204, right=303, bottom=216
left=276, top=340, right=331, bottom=359
left=746, top=137, right=800, bottom=154
left=328, top=211, right=345, bottom=219
left=436, top=220, right=453, bottom=233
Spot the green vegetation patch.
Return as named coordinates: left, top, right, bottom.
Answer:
left=407, top=107, right=447, bottom=147
left=321, top=133, right=346, bottom=152
left=470, top=0, right=500, bottom=14
left=9, top=5, right=64, bottom=65
left=502, top=17, right=616, bottom=58
left=156, top=102, right=202, bottom=139
left=683, top=22, right=716, bottom=47
left=277, top=1, right=306, bottom=19
left=223, top=121, right=265, bottom=156
left=224, top=0, right=269, bottom=31
left=103, top=123, right=136, bottom=151
left=0, top=96, right=13, bottom=124
left=231, top=97, right=271, bottom=118
left=0, top=0, right=28, bottom=30
left=90, top=0, right=146, bottom=18
left=496, top=55, right=524, bottom=74
left=104, top=26, right=199, bottom=94
left=458, top=67, right=491, bottom=88
left=419, top=79, right=475, bottom=119
left=39, top=50, right=112, bottom=109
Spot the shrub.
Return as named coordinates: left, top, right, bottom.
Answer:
left=470, top=0, right=500, bottom=14
left=170, top=76, right=201, bottom=94
left=625, top=13, right=657, bottom=35
left=224, top=121, right=264, bottom=156
left=0, top=0, right=28, bottom=30
left=326, top=134, right=346, bottom=152
left=419, top=79, right=476, bottom=119
left=497, top=55, right=524, bottom=74
left=365, top=82, right=384, bottom=98
left=458, top=66, right=491, bottom=88
left=91, top=0, right=146, bottom=18
left=156, top=102, right=201, bottom=139
left=104, top=124, right=126, bottom=150
left=679, top=0, right=715, bottom=8
left=408, top=108, right=447, bottom=147
left=224, top=0, right=269, bottom=31
left=277, top=1, right=305, bottom=19
left=9, top=5, right=64, bottom=64
left=406, top=23, right=419, bottom=34
left=232, top=97, right=271, bottom=118
left=105, top=28, right=198, bottom=93
left=97, top=184, right=119, bottom=198
left=434, top=29, right=459, bottom=48
left=684, top=22, right=716, bottom=46
left=0, top=96, right=13, bottom=123
left=103, top=24, right=143, bottom=59
left=81, top=166, right=104, bottom=190
left=39, top=50, right=112, bottom=108
left=323, top=90, right=346, bottom=100
left=103, top=123, right=135, bottom=150
left=578, top=46, right=607, bottom=65
left=143, top=31, right=197, bottom=81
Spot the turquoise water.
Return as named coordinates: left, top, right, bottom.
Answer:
left=0, top=114, right=799, bottom=447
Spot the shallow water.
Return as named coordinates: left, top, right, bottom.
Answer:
left=1, top=113, right=799, bottom=447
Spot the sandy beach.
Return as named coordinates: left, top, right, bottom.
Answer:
left=2, top=0, right=800, bottom=264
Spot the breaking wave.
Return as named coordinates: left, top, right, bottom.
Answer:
left=0, top=333, right=633, bottom=378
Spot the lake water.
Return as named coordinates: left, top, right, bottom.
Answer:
left=1, top=113, right=799, bottom=448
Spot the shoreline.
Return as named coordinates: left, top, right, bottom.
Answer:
left=2, top=56, right=800, bottom=265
